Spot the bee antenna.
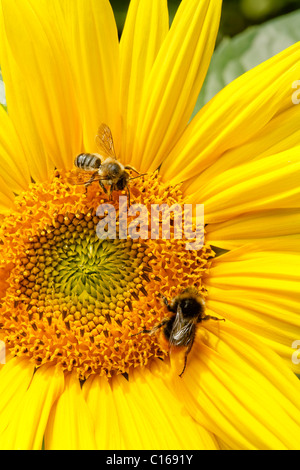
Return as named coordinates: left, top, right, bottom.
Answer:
left=129, top=173, right=147, bottom=181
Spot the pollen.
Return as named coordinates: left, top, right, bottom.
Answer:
left=0, top=171, right=214, bottom=379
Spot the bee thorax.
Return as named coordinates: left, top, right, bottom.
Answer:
left=178, top=297, right=203, bottom=318
left=104, top=162, right=122, bottom=176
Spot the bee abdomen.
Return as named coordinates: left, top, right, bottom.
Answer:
left=75, top=153, right=101, bottom=170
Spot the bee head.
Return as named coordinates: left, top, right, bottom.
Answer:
left=116, top=172, right=129, bottom=190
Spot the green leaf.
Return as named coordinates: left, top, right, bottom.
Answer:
left=193, top=9, right=300, bottom=118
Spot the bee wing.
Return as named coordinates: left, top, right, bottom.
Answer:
left=95, top=123, right=117, bottom=159
left=169, top=308, right=195, bottom=347
left=66, top=169, right=103, bottom=186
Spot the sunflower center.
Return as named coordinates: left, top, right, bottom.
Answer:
left=0, top=172, right=213, bottom=379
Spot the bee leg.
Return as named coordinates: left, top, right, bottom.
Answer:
left=130, top=329, right=152, bottom=337
left=99, top=180, right=108, bottom=194
left=201, top=315, right=225, bottom=322
left=179, top=355, right=188, bottom=378
left=126, top=184, right=131, bottom=206
left=84, top=172, right=98, bottom=191
left=179, top=329, right=196, bottom=378
left=131, top=318, right=169, bottom=337
left=159, top=294, right=176, bottom=312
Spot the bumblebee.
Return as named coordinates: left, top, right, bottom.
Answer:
left=135, top=287, right=225, bottom=377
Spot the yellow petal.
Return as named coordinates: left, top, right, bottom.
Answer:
left=205, top=240, right=300, bottom=368
left=160, top=42, right=300, bottom=183
left=0, top=176, right=15, bottom=213
left=82, top=374, right=123, bottom=449
left=186, top=103, right=300, bottom=195
left=64, top=0, right=120, bottom=153
left=44, top=373, right=96, bottom=450
left=132, top=0, right=221, bottom=171
left=207, top=290, right=300, bottom=372
left=0, top=357, right=35, bottom=435
left=187, top=146, right=300, bottom=224
left=172, top=322, right=300, bottom=449
left=0, top=0, right=82, bottom=170
left=207, top=239, right=300, bottom=295
left=0, top=362, right=64, bottom=450
left=83, top=363, right=219, bottom=450
left=206, top=209, right=300, bottom=250
left=0, top=13, right=53, bottom=183
left=0, top=104, right=31, bottom=191
left=119, top=0, right=169, bottom=166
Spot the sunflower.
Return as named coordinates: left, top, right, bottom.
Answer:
left=0, top=0, right=300, bottom=450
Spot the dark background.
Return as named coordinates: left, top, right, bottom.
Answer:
left=110, top=0, right=300, bottom=42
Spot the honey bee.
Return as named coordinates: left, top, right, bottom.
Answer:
left=134, top=287, right=225, bottom=377
left=68, top=123, right=144, bottom=204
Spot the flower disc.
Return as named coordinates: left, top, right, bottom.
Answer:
left=0, top=172, right=213, bottom=379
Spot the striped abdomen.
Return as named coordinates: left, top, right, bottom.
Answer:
left=74, top=153, right=101, bottom=170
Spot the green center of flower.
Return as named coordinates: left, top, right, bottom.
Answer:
left=44, top=213, right=147, bottom=305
